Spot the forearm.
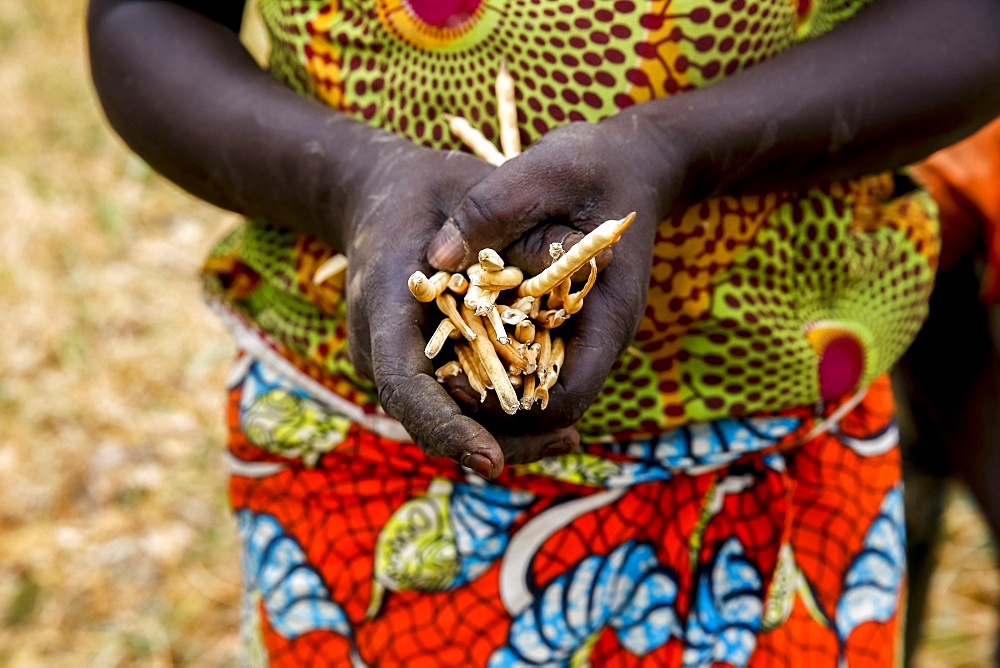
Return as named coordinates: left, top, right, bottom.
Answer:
left=614, top=0, right=1000, bottom=211
left=87, top=0, right=401, bottom=249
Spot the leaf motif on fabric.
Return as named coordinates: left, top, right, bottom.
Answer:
left=683, top=537, right=764, bottom=668
left=370, top=478, right=535, bottom=617
left=638, top=417, right=801, bottom=474
left=834, top=484, right=905, bottom=644
left=488, top=541, right=680, bottom=666
left=236, top=510, right=353, bottom=641
left=239, top=359, right=352, bottom=466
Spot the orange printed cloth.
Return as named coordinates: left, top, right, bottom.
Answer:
left=226, top=352, right=903, bottom=667
left=912, top=116, right=1000, bottom=301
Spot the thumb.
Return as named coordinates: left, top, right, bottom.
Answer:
left=427, top=162, right=569, bottom=271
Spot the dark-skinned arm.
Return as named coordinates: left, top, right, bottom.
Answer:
left=426, top=0, right=1000, bottom=429
left=87, top=0, right=584, bottom=477
left=88, top=0, right=372, bottom=250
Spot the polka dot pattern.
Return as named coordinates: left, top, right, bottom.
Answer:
left=227, top=1, right=938, bottom=438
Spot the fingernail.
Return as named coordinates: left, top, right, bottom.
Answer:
left=462, top=452, right=497, bottom=479
left=452, top=389, right=478, bottom=413
left=428, top=219, right=468, bottom=270
left=544, top=439, right=576, bottom=458
left=560, top=231, right=584, bottom=249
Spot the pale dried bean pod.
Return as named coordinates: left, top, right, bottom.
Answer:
left=447, top=273, right=469, bottom=295
left=563, top=259, right=598, bottom=315
left=523, top=343, right=540, bottom=376
left=485, top=306, right=510, bottom=345
left=517, top=213, right=635, bottom=297
left=408, top=270, right=451, bottom=302
left=436, top=293, right=477, bottom=340
left=313, top=253, right=348, bottom=285
left=537, top=309, right=569, bottom=329
left=510, top=295, right=535, bottom=314
left=455, top=344, right=489, bottom=400
left=474, top=290, right=500, bottom=316
left=424, top=319, right=457, bottom=359
left=435, top=360, right=463, bottom=382
left=495, top=340, right=529, bottom=371
left=496, top=60, right=521, bottom=159
left=541, top=338, right=564, bottom=391
left=520, top=374, right=537, bottom=411
left=462, top=307, right=520, bottom=414
left=471, top=266, right=524, bottom=290
left=508, top=373, right=522, bottom=389
left=536, top=385, right=550, bottom=410
left=464, top=284, right=499, bottom=315
left=500, top=308, right=529, bottom=326
left=444, top=114, right=505, bottom=166
left=547, top=277, right=571, bottom=310
left=478, top=248, right=505, bottom=272
left=536, top=330, right=552, bottom=384
left=515, top=319, right=536, bottom=345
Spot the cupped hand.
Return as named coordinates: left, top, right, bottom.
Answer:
left=426, top=118, right=685, bottom=435
left=341, top=138, right=580, bottom=476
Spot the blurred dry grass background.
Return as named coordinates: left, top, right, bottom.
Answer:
left=0, top=1, right=995, bottom=666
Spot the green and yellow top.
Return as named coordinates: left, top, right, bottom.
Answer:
left=203, top=0, right=938, bottom=439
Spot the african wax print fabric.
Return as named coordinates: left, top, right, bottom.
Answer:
left=228, top=352, right=904, bottom=667
left=911, top=115, right=1000, bottom=302
left=198, top=2, right=930, bottom=665
left=202, top=0, right=940, bottom=437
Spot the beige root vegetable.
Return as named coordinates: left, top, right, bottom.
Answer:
left=517, top=212, right=636, bottom=298
left=413, top=64, right=634, bottom=414
left=447, top=272, right=469, bottom=294
left=461, top=307, right=520, bottom=414
left=455, top=343, right=489, bottom=400
left=563, top=259, right=599, bottom=315
left=313, top=253, right=348, bottom=285
left=469, top=265, right=524, bottom=290
left=435, top=360, right=463, bottom=382
left=436, top=293, right=476, bottom=341
left=424, top=319, right=458, bottom=359
left=409, top=270, right=451, bottom=302
left=496, top=60, right=521, bottom=159
left=444, top=114, right=506, bottom=166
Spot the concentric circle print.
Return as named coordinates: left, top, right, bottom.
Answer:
left=376, top=0, right=488, bottom=49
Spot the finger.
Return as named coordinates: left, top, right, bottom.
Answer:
left=369, top=288, right=506, bottom=478
left=495, top=426, right=580, bottom=465
left=427, top=156, right=588, bottom=271
left=443, top=369, right=582, bottom=462
left=544, top=269, right=649, bottom=427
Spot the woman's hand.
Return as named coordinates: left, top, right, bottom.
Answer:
left=341, top=141, right=580, bottom=475
left=88, top=0, right=579, bottom=476
left=426, top=118, right=684, bottom=433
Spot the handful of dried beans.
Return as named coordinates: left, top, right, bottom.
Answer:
left=409, top=61, right=637, bottom=414
left=408, top=212, right=635, bottom=415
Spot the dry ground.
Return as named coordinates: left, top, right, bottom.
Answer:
left=0, top=1, right=995, bottom=666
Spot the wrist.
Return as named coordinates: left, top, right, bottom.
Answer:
left=601, top=101, right=707, bottom=219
